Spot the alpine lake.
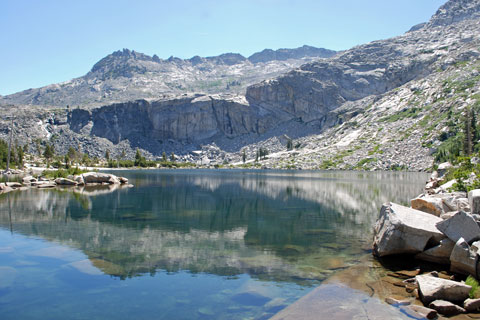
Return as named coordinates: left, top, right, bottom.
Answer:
left=0, top=169, right=428, bottom=319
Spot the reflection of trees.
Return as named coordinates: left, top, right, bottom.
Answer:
left=0, top=171, right=427, bottom=282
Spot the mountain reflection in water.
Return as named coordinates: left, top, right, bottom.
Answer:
left=0, top=170, right=427, bottom=284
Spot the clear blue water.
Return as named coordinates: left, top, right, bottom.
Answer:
left=0, top=170, right=427, bottom=319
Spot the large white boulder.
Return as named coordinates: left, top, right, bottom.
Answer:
left=373, top=203, right=445, bottom=257
left=416, top=275, right=471, bottom=305
left=82, top=172, right=120, bottom=185
left=54, top=178, right=77, bottom=186
left=436, top=211, right=480, bottom=243
left=450, top=238, right=478, bottom=276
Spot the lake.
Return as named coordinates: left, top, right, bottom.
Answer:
left=0, top=169, right=427, bottom=319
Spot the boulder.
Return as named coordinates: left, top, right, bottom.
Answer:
left=416, top=275, right=471, bottom=305
left=437, top=162, right=453, bottom=177
left=425, top=180, right=440, bottom=190
left=472, top=240, right=480, bottom=253
left=373, top=203, right=445, bottom=257
left=436, top=179, right=457, bottom=193
left=405, top=305, right=437, bottom=320
left=22, top=175, right=37, bottom=184
left=415, top=238, right=455, bottom=265
left=469, top=189, right=480, bottom=215
left=385, top=297, right=411, bottom=306
left=0, top=184, right=13, bottom=193
left=36, top=183, right=56, bottom=189
left=54, top=178, right=77, bottom=186
left=74, top=175, right=85, bottom=186
left=436, top=211, right=480, bottom=243
left=464, top=298, right=480, bottom=312
left=119, top=177, right=128, bottom=184
left=440, top=193, right=470, bottom=212
left=440, top=212, right=457, bottom=220
left=428, top=300, right=465, bottom=316
left=5, top=182, right=22, bottom=189
left=450, top=238, right=478, bottom=276
left=82, top=172, right=119, bottom=185
left=411, top=195, right=447, bottom=216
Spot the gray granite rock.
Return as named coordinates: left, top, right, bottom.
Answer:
left=373, top=203, right=445, bottom=257
left=416, top=274, right=471, bottom=305
left=464, top=298, right=480, bottom=312
left=415, top=238, right=455, bottom=264
left=450, top=238, right=478, bottom=276
left=411, top=195, right=447, bottom=216
left=436, top=211, right=480, bottom=243
left=428, top=299, right=465, bottom=316
left=469, top=189, right=480, bottom=215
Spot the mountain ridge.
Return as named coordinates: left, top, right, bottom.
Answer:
left=0, top=45, right=336, bottom=107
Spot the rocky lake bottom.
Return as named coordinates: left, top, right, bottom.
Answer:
left=0, top=169, right=428, bottom=319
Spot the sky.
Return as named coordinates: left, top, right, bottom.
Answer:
left=0, top=0, right=446, bottom=96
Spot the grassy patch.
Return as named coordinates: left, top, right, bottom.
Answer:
left=42, top=167, right=89, bottom=179
left=379, top=107, right=421, bottom=123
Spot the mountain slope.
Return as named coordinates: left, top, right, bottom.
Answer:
left=0, top=46, right=335, bottom=107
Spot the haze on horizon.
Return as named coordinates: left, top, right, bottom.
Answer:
left=1, top=0, right=446, bottom=96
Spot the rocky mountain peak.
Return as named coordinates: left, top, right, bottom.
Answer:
left=427, top=0, right=480, bottom=27
left=90, top=48, right=154, bottom=78
left=248, top=45, right=336, bottom=64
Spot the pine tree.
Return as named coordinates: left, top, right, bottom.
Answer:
left=286, top=139, right=293, bottom=151
left=472, top=109, right=479, bottom=147
left=170, top=152, right=175, bottom=162
left=464, top=107, right=473, bottom=156
left=43, top=144, right=54, bottom=167
left=242, top=150, right=246, bottom=163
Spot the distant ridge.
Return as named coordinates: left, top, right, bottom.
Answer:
left=0, top=45, right=336, bottom=107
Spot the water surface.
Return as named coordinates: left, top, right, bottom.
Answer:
left=0, top=170, right=427, bottom=319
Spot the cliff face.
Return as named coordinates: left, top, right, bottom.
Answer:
left=68, top=95, right=284, bottom=146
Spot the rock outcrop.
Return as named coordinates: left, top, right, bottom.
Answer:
left=416, top=275, right=471, bottom=305
left=0, top=172, right=130, bottom=195
left=373, top=202, right=445, bottom=257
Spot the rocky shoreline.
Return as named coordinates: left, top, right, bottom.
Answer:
left=0, top=172, right=132, bottom=195
left=371, top=164, right=480, bottom=318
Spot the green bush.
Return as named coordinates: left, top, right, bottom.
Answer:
left=42, top=167, right=89, bottom=179
left=466, top=276, right=480, bottom=299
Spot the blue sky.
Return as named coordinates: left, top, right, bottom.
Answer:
left=1, top=0, right=446, bottom=96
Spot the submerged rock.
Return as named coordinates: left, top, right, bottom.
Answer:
left=428, top=300, right=465, bottom=316
left=405, top=305, right=438, bottom=320
left=373, top=202, right=445, bottom=257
